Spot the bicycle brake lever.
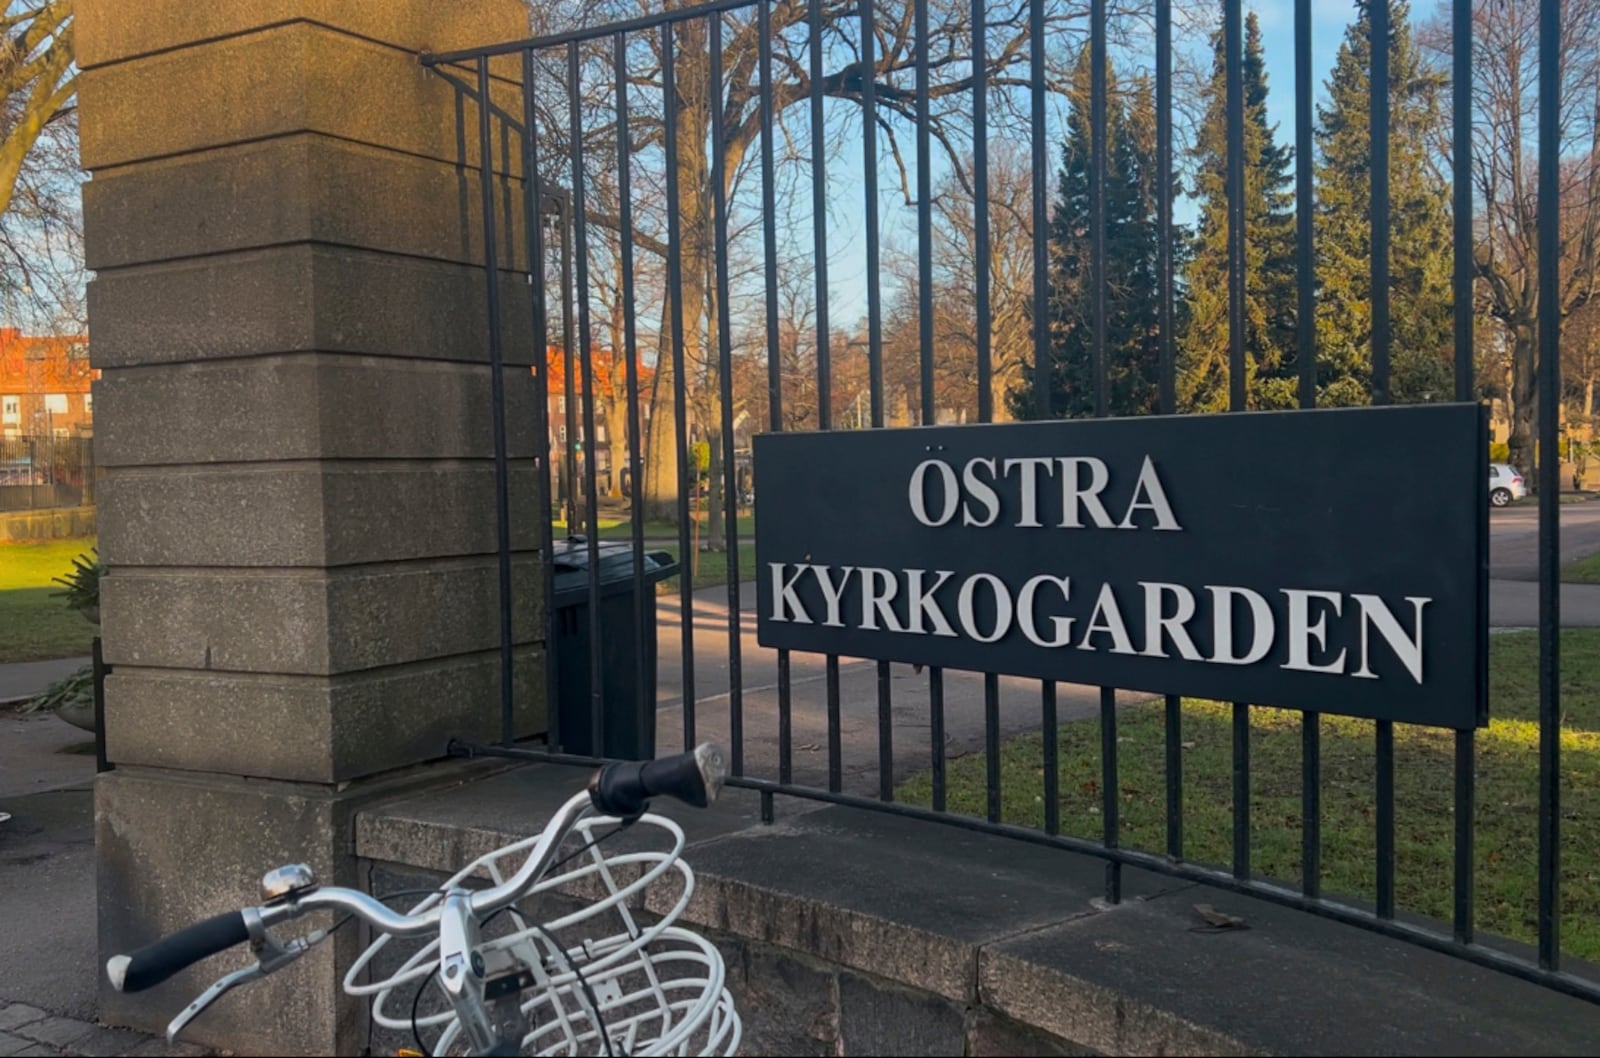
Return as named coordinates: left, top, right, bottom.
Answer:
left=164, top=912, right=331, bottom=1044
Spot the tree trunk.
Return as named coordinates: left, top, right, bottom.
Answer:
left=603, top=389, right=628, bottom=501
left=643, top=306, right=680, bottom=524
left=705, top=423, right=725, bottom=553
left=1508, top=324, right=1538, bottom=486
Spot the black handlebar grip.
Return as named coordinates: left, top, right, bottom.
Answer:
left=105, top=911, right=250, bottom=994
left=590, top=743, right=727, bottom=819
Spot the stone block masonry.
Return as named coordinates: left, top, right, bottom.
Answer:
left=78, top=0, right=543, bottom=1053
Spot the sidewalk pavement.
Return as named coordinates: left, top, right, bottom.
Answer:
left=1489, top=580, right=1600, bottom=628
left=0, top=657, right=89, bottom=707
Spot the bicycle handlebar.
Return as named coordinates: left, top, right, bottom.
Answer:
left=105, top=745, right=728, bottom=994
left=106, top=912, right=250, bottom=994
left=590, top=742, right=726, bottom=818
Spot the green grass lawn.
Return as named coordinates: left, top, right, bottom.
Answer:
left=0, top=537, right=99, bottom=663
left=899, top=628, right=1600, bottom=960
left=654, top=542, right=757, bottom=593
left=554, top=513, right=756, bottom=542
left=1564, top=552, right=1600, bottom=584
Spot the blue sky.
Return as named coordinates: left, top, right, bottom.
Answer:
left=805, top=1, right=1366, bottom=327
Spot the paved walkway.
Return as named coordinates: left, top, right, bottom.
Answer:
left=0, top=1003, right=206, bottom=1057
left=0, top=658, right=89, bottom=707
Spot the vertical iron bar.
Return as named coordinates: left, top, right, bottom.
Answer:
left=862, top=0, right=893, bottom=803
left=1165, top=694, right=1182, bottom=858
left=975, top=0, right=999, bottom=816
left=1232, top=702, right=1249, bottom=880
left=930, top=666, right=946, bottom=813
left=567, top=41, right=607, bottom=757
left=1157, top=0, right=1174, bottom=415
left=863, top=0, right=885, bottom=425
left=662, top=25, right=698, bottom=751
left=522, top=49, right=561, bottom=752
left=1537, top=0, right=1562, bottom=972
left=778, top=651, right=793, bottom=785
left=1225, top=0, right=1246, bottom=413
left=1371, top=0, right=1392, bottom=405
left=1303, top=713, right=1321, bottom=898
left=1030, top=0, right=1049, bottom=419
left=916, top=0, right=946, bottom=806
left=827, top=656, right=842, bottom=792
left=1158, top=0, right=1181, bottom=863
left=809, top=0, right=831, bottom=425
left=92, top=637, right=109, bottom=774
left=1090, top=0, right=1119, bottom=904
left=758, top=1, right=793, bottom=786
left=760, top=4, right=781, bottom=428
left=916, top=0, right=934, bottom=421
left=709, top=16, right=745, bottom=777
left=878, top=661, right=894, bottom=800
left=809, top=0, right=841, bottom=791
left=1043, top=682, right=1059, bottom=835
left=1224, top=0, right=1250, bottom=883
left=477, top=57, right=517, bottom=749
left=1090, top=0, right=1108, bottom=420
left=1028, top=0, right=1054, bottom=849
left=1296, top=0, right=1316, bottom=408
left=1369, top=0, right=1396, bottom=919
left=1294, top=0, right=1322, bottom=900
left=1376, top=723, right=1395, bottom=917
left=973, top=0, right=991, bottom=422
left=984, top=673, right=1001, bottom=823
left=1452, top=0, right=1476, bottom=946
left=615, top=32, right=649, bottom=761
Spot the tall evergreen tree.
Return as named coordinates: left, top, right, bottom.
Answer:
left=1014, top=49, right=1179, bottom=419
left=1179, top=8, right=1297, bottom=412
left=1315, top=0, right=1454, bottom=405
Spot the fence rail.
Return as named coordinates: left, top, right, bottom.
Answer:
left=424, top=0, right=1589, bottom=1005
left=0, top=435, right=95, bottom=512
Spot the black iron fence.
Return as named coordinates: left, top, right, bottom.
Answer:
left=0, top=434, right=95, bottom=511
left=423, top=0, right=1591, bottom=1005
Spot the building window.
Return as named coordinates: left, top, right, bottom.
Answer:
left=1, top=396, right=17, bottom=424
left=44, top=393, right=68, bottom=414
left=83, top=393, right=93, bottom=416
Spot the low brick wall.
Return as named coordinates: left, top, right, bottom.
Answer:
left=1, top=505, right=96, bottom=541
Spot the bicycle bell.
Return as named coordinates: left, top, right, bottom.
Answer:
left=260, top=864, right=319, bottom=903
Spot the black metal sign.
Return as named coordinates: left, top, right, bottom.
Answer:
left=754, top=404, right=1488, bottom=729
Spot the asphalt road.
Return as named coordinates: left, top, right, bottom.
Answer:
left=1488, top=501, right=1600, bottom=579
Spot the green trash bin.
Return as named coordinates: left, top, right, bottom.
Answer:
left=550, top=539, right=677, bottom=760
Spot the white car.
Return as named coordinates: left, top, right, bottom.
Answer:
left=1489, top=462, right=1527, bottom=507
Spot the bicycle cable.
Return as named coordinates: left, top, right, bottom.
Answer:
left=404, top=824, right=628, bottom=1057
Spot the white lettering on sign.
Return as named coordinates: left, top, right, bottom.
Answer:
left=909, top=460, right=960, bottom=527
left=910, top=454, right=1183, bottom=531
left=762, top=562, right=1435, bottom=686
left=1282, top=589, right=1347, bottom=674
left=1140, top=581, right=1202, bottom=660
left=1351, top=595, right=1429, bottom=682
left=1018, top=575, right=1074, bottom=647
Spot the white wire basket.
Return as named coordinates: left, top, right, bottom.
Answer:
left=346, top=813, right=741, bottom=1057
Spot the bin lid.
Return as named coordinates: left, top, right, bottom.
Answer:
left=550, top=538, right=675, bottom=590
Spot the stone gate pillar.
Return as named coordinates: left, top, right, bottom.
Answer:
left=76, top=2, right=542, bottom=1052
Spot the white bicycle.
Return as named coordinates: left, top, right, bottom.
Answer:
left=106, top=744, right=742, bottom=1056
